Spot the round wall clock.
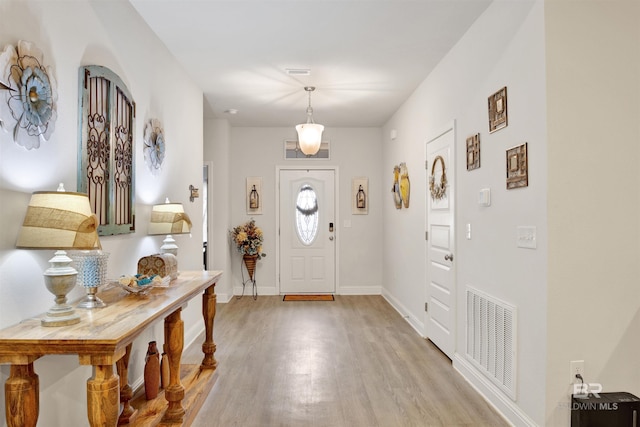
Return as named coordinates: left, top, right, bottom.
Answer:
left=143, top=118, right=165, bottom=175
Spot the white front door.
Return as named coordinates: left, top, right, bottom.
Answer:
left=425, top=124, right=456, bottom=359
left=279, top=169, right=336, bottom=294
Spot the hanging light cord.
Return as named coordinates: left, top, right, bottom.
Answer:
left=305, top=87, right=315, bottom=123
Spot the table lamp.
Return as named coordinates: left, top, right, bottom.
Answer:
left=16, top=186, right=101, bottom=326
left=148, top=200, right=192, bottom=256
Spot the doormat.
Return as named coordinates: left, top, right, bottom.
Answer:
left=283, top=294, right=335, bottom=302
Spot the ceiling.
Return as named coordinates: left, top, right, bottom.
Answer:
left=129, top=0, right=492, bottom=128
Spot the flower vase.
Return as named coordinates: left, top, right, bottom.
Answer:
left=243, top=254, right=258, bottom=281
left=144, top=341, right=160, bottom=400
left=160, top=352, right=170, bottom=389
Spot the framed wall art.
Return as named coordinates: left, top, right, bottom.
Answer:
left=466, top=133, right=480, bottom=171
left=506, top=143, right=528, bottom=189
left=78, top=65, right=135, bottom=236
left=488, top=86, right=508, bottom=133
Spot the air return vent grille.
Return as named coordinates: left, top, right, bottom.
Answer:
left=466, top=287, right=517, bottom=400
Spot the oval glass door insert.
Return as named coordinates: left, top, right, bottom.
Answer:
left=295, top=184, right=319, bottom=245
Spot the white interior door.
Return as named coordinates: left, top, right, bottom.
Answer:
left=279, top=169, right=335, bottom=294
left=425, top=125, right=456, bottom=359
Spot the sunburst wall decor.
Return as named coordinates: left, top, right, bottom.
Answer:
left=143, top=118, right=166, bottom=175
left=0, top=40, right=58, bottom=150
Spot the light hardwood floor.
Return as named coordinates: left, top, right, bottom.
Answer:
left=185, top=295, right=509, bottom=427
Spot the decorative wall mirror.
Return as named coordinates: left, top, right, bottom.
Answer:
left=77, top=65, right=136, bottom=236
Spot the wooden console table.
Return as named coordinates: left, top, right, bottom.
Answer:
left=0, top=270, right=222, bottom=427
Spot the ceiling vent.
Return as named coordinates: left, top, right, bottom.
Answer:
left=285, top=68, right=311, bottom=76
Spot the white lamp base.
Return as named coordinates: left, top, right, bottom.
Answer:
left=161, top=234, right=178, bottom=256
left=42, top=250, right=81, bottom=327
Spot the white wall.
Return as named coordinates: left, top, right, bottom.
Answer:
left=544, top=0, right=640, bottom=425
left=227, top=127, right=383, bottom=296
left=382, top=1, right=547, bottom=425
left=0, top=1, right=205, bottom=425
left=204, top=118, right=233, bottom=302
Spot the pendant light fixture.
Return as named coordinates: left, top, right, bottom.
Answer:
left=295, top=86, right=324, bottom=156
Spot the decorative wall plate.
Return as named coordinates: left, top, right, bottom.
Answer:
left=0, top=40, right=58, bottom=149
left=143, top=118, right=165, bottom=174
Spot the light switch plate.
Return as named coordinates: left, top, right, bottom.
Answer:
left=478, top=188, right=491, bottom=206
left=517, top=226, right=536, bottom=249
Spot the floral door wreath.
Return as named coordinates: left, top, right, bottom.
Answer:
left=429, top=155, right=448, bottom=200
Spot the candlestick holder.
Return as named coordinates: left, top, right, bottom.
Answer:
left=70, top=251, right=110, bottom=308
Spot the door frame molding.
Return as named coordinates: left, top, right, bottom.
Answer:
left=424, top=120, right=457, bottom=354
left=203, top=160, right=214, bottom=271
left=275, top=165, right=340, bottom=295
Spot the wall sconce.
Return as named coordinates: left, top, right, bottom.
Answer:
left=352, top=177, right=369, bottom=215
left=189, top=185, right=199, bottom=202
left=249, top=185, right=259, bottom=209
left=16, top=185, right=101, bottom=326
left=246, top=177, right=263, bottom=214
left=356, top=185, right=366, bottom=209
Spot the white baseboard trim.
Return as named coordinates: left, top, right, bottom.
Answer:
left=338, top=286, right=381, bottom=295
left=216, top=292, right=232, bottom=303
left=454, top=354, right=538, bottom=427
left=381, top=288, right=426, bottom=337
left=231, top=286, right=382, bottom=297
left=233, top=285, right=278, bottom=296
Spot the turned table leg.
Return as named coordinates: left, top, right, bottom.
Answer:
left=87, top=364, right=119, bottom=427
left=162, top=308, right=185, bottom=423
left=116, top=343, right=137, bottom=425
left=201, top=284, right=217, bottom=370
left=4, top=363, right=39, bottom=427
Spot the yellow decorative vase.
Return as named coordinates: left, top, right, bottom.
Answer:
left=399, top=162, right=410, bottom=208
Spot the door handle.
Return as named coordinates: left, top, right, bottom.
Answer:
left=329, top=236, right=334, bottom=241
left=444, top=253, right=454, bottom=261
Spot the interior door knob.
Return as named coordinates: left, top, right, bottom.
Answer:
left=444, top=253, right=454, bottom=261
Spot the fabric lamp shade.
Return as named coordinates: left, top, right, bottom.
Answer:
left=149, top=203, right=192, bottom=235
left=16, top=191, right=100, bottom=250
left=296, top=123, right=324, bottom=156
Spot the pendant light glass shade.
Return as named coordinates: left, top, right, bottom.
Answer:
left=296, top=86, right=324, bottom=156
left=296, top=123, right=324, bottom=155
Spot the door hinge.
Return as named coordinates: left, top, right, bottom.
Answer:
left=425, top=302, right=428, bottom=312
left=425, top=160, right=428, bottom=170
left=425, top=231, right=428, bottom=241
